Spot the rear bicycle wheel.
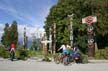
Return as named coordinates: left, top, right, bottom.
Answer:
left=54, top=55, right=61, bottom=64
left=63, top=56, right=69, bottom=65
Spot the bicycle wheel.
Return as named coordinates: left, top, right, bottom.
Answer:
left=54, top=56, right=60, bottom=64
left=63, top=56, right=69, bottom=65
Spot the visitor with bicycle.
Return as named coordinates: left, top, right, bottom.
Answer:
left=58, top=43, right=71, bottom=65
left=58, top=43, right=71, bottom=55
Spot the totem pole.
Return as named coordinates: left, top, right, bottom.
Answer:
left=82, top=16, right=97, bottom=57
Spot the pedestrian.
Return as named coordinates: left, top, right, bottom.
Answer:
left=10, top=42, right=15, bottom=52
left=10, top=42, right=15, bottom=61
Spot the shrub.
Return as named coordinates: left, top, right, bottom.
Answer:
left=81, top=55, right=88, bottom=64
left=95, top=48, right=108, bottom=59
left=42, top=56, right=51, bottom=62
left=16, top=49, right=29, bottom=60
left=0, top=47, right=10, bottom=58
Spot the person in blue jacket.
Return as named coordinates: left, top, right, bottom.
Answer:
left=73, top=47, right=81, bottom=63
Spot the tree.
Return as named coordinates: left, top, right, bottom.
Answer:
left=1, top=21, right=18, bottom=47
left=45, top=0, right=108, bottom=53
left=10, top=21, right=18, bottom=45
left=31, top=39, right=37, bottom=50
left=1, top=23, right=10, bottom=46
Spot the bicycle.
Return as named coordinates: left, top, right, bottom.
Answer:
left=54, top=53, right=62, bottom=64
left=54, top=53, right=71, bottom=65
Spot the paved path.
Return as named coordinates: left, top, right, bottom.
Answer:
left=0, top=58, right=108, bottom=71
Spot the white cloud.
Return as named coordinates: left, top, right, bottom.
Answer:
left=0, top=24, right=4, bottom=41
left=0, top=0, right=56, bottom=27
left=0, top=0, right=57, bottom=43
left=0, top=2, right=42, bottom=27
left=18, top=24, right=44, bottom=40
left=0, top=24, right=44, bottom=43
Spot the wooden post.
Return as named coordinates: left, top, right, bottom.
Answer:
left=68, top=14, right=74, bottom=47
left=41, top=32, right=52, bottom=57
left=23, top=27, right=27, bottom=49
left=49, top=28, right=52, bottom=54
left=53, top=23, right=56, bottom=55
left=42, top=32, right=48, bottom=57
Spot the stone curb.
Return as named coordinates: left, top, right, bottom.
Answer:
left=88, top=60, right=108, bottom=63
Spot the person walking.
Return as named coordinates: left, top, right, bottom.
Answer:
left=10, top=42, right=15, bottom=61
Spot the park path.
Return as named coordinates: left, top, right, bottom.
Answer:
left=0, top=57, right=108, bottom=71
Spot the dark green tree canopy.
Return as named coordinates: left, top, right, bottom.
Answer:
left=1, top=21, right=18, bottom=47
left=45, top=0, right=108, bottom=50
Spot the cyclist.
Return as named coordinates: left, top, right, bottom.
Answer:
left=58, top=43, right=71, bottom=54
left=58, top=43, right=71, bottom=65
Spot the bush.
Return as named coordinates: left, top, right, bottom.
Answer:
left=81, top=55, right=88, bottom=64
left=0, top=47, right=10, bottom=58
left=95, top=48, right=108, bottom=59
left=42, top=56, right=51, bottom=62
left=16, top=49, right=29, bottom=60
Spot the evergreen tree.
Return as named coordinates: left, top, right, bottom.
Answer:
left=1, top=21, right=18, bottom=47
left=45, top=0, right=108, bottom=53
left=1, top=23, right=10, bottom=46
left=31, top=39, right=37, bottom=50
left=10, top=21, right=18, bottom=46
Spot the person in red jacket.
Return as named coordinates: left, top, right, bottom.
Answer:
left=10, top=42, right=15, bottom=52
left=10, top=42, right=15, bottom=61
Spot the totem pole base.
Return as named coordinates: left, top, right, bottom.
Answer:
left=87, top=46, right=95, bottom=57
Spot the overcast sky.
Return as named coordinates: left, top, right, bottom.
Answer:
left=0, top=0, right=57, bottom=43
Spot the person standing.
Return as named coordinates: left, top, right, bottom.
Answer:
left=10, top=42, right=15, bottom=52
left=10, top=42, right=15, bottom=61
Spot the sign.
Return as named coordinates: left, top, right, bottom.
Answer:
left=41, top=40, right=52, bottom=43
left=82, top=16, right=97, bottom=25
left=41, top=40, right=52, bottom=46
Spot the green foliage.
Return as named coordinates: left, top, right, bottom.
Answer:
left=10, top=21, right=18, bottom=45
left=0, top=47, right=10, bottom=58
left=42, top=56, right=51, bottom=62
left=75, top=35, right=87, bottom=53
left=0, top=44, right=43, bottom=60
left=28, top=50, right=43, bottom=57
left=45, top=0, right=108, bottom=51
left=16, top=49, right=29, bottom=60
left=53, top=53, right=62, bottom=64
left=81, top=54, right=88, bottom=64
left=95, top=48, right=108, bottom=59
left=1, top=23, right=10, bottom=46
left=1, top=21, right=18, bottom=47
left=31, top=39, right=37, bottom=50
left=16, top=49, right=43, bottom=60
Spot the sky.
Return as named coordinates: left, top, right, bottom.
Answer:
left=0, top=0, right=57, bottom=44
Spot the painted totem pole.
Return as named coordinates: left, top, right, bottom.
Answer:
left=82, top=16, right=97, bottom=57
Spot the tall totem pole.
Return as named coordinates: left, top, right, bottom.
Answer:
left=82, top=16, right=97, bottom=57
left=23, top=27, right=27, bottom=49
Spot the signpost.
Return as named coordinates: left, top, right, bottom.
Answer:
left=82, top=16, right=97, bottom=57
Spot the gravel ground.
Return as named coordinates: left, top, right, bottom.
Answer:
left=0, top=58, right=108, bottom=71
